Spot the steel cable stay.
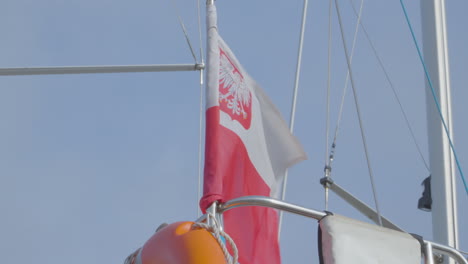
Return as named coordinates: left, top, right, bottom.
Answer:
left=324, top=0, right=435, bottom=229
left=323, top=0, right=437, bottom=232
left=347, top=0, right=431, bottom=174
left=334, top=0, right=384, bottom=226
left=323, top=0, right=364, bottom=209
left=170, top=0, right=198, bottom=63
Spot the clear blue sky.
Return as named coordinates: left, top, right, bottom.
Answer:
left=0, top=0, right=466, bottom=263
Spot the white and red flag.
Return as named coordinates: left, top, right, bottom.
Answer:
left=200, top=3, right=307, bottom=264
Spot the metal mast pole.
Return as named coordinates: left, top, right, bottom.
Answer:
left=420, top=0, right=458, bottom=261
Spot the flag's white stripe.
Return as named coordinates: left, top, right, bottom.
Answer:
left=206, top=4, right=277, bottom=195
left=206, top=4, right=306, bottom=199
left=220, top=105, right=277, bottom=196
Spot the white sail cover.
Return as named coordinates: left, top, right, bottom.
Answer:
left=319, top=214, right=421, bottom=264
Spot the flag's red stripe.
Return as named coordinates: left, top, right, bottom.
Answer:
left=201, top=106, right=272, bottom=207
left=225, top=207, right=280, bottom=264
left=201, top=106, right=280, bottom=264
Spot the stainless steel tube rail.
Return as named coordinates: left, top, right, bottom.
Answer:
left=215, top=196, right=467, bottom=264
left=0, top=64, right=204, bottom=76
left=217, top=195, right=327, bottom=220
left=429, top=241, right=468, bottom=264
left=425, top=242, right=435, bottom=264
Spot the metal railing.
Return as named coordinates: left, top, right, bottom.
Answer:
left=200, top=195, right=467, bottom=264
left=218, top=195, right=326, bottom=220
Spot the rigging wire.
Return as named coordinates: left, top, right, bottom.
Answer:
left=399, top=0, right=468, bottom=196
left=170, top=0, right=198, bottom=62
left=348, top=0, right=430, bottom=173
left=334, top=0, right=383, bottom=226
left=324, top=0, right=333, bottom=211
left=279, top=0, right=309, bottom=239
left=326, top=0, right=364, bottom=172
left=327, top=0, right=364, bottom=172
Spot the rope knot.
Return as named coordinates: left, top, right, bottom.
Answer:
left=192, top=214, right=238, bottom=264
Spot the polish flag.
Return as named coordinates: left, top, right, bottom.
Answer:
left=200, top=4, right=307, bottom=264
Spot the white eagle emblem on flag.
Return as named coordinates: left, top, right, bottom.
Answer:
left=218, top=48, right=252, bottom=129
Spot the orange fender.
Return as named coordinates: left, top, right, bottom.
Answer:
left=125, top=222, right=227, bottom=264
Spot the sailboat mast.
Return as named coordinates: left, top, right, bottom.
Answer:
left=420, top=0, right=458, bottom=258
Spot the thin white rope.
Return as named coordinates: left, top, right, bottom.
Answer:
left=348, top=0, right=430, bottom=173
left=193, top=214, right=238, bottom=264
left=334, top=0, right=383, bottom=226
left=279, top=0, right=309, bottom=239
left=324, top=0, right=333, bottom=211
left=170, top=0, right=198, bottom=62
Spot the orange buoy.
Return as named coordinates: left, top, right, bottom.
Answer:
left=124, top=221, right=227, bottom=264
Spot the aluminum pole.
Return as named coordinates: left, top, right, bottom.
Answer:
left=0, top=64, right=203, bottom=76
left=322, top=178, right=403, bottom=232
left=420, top=0, right=458, bottom=261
